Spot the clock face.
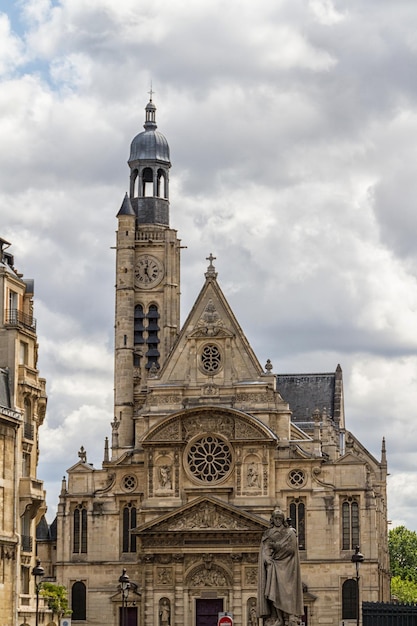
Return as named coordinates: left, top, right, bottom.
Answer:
left=135, top=255, right=164, bottom=288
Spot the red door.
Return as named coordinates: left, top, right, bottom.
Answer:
left=195, top=599, right=223, bottom=626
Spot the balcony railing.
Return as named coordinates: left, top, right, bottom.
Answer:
left=4, top=308, right=36, bottom=331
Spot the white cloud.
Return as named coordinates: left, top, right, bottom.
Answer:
left=0, top=0, right=416, bottom=530
left=0, top=13, right=25, bottom=75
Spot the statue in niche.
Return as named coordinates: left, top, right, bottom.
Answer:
left=248, top=598, right=258, bottom=626
left=158, top=465, right=172, bottom=490
left=257, top=508, right=303, bottom=626
left=159, top=598, right=170, bottom=626
left=247, top=462, right=260, bottom=488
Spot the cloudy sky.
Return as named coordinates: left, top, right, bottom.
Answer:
left=2, top=0, right=417, bottom=531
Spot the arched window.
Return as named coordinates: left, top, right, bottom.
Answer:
left=72, top=581, right=86, bottom=620
left=134, top=304, right=145, bottom=367
left=73, top=505, right=87, bottom=553
left=157, top=169, right=166, bottom=198
left=342, top=498, right=359, bottom=550
left=289, top=499, right=306, bottom=550
left=122, top=503, right=137, bottom=553
left=23, top=398, right=34, bottom=440
left=145, top=305, right=160, bottom=370
left=130, top=168, right=139, bottom=197
left=142, top=167, right=154, bottom=197
left=342, top=579, right=358, bottom=620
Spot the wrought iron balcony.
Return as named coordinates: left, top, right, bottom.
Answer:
left=4, top=308, right=36, bottom=331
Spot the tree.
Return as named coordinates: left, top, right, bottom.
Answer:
left=391, top=576, right=417, bottom=603
left=389, top=526, right=417, bottom=582
left=40, top=582, right=71, bottom=618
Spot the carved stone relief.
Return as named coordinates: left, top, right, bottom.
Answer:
left=245, top=567, right=258, bottom=586
left=157, top=567, right=173, bottom=585
left=168, top=502, right=250, bottom=531
left=188, top=564, right=229, bottom=588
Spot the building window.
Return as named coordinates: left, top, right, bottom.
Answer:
left=122, top=503, right=137, bottom=553
left=342, top=579, right=358, bottom=620
left=157, top=169, right=167, bottom=198
left=72, top=581, right=87, bottom=620
left=200, top=344, right=222, bottom=374
left=134, top=304, right=145, bottom=367
left=289, top=499, right=306, bottom=550
left=21, top=565, right=30, bottom=594
left=8, top=289, right=18, bottom=320
left=142, top=167, right=154, bottom=197
left=21, top=510, right=32, bottom=553
left=288, top=469, right=306, bottom=488
left=73, top=505, right=87, bottom=553
left=187, top=434, right=232, bottom=483
left=22, top=452, right=31, bottom=477
left=145, top=305, right=160, bottom=370
left=19, top=341, right=29, bottom=365
left=23, top=398, right=34, bottom=440
left=342, top=497, right=359, bottom=550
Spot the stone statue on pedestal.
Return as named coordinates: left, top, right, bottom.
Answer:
left=257, top=508, right=303, bottom=626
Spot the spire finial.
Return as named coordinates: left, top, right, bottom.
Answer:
left=144, top=89, right=157, bottom=131
left=205, top=253, right=218, bottom=279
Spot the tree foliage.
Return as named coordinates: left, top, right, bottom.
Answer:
left=389, top=526, right=417, bottom=582
left=40, top=582, right=71, bottom=617
left=391, top=576, right=417, bottom=603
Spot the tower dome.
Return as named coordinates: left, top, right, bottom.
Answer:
left=129, top=100, right=170, bottom=164
left=128, top=98, right=171, bottom=226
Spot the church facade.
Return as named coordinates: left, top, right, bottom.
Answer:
left=51, top=99, right=390, bottom=626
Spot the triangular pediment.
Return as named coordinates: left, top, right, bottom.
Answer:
left=66, top=460, right=94, bottom=473
left=335, top=452, right=366, bottom=465
left=135, top=496, right=268, bottom=535
left=156, top=275, right=265, bottom=385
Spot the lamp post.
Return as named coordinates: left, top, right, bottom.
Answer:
left=31, top=558, right=44, bottom=626
left=118, top=568, right=130, bottom=626
left=351, top=546, right=365, bottom=626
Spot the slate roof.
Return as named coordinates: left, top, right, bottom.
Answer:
left=276, top=366, right=343, bottom=432
left=36, top=515, right=57, bottom=541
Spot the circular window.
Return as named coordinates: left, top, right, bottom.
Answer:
left=200, top=344, right=222, bottom=374
left=122, top=475, right=137, bottom=491
left=187, top=434, right=232, bottom=483
left=288, top=469, right=306, bottom=488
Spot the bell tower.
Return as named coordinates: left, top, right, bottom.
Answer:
left=113, top=97, right=181, bottom=453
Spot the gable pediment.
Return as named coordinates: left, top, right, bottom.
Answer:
left=66, top=460, right=94, bottom=473
left=136, top=496, right=268, bottom=536
left=156, top=277, right=265, bottom=385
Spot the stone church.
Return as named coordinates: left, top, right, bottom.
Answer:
left=43, top=99, right=390, bottom=626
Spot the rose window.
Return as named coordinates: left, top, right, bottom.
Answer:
left=201, top=344, right=222, bottom=374
left=187, top=435, right=232, bottom=483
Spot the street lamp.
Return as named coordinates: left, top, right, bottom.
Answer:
left=118, top=568, right=130, bottom=626
left=351, top=546, right=365, bottom=626
left=32, top=558, right=44, bottom=626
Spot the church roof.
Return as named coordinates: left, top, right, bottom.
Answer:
left=36, top=515, right=57, bottom=541
left=276, top=367, right=343, bottom=431
left=117, top=193, right=135, bottom=216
